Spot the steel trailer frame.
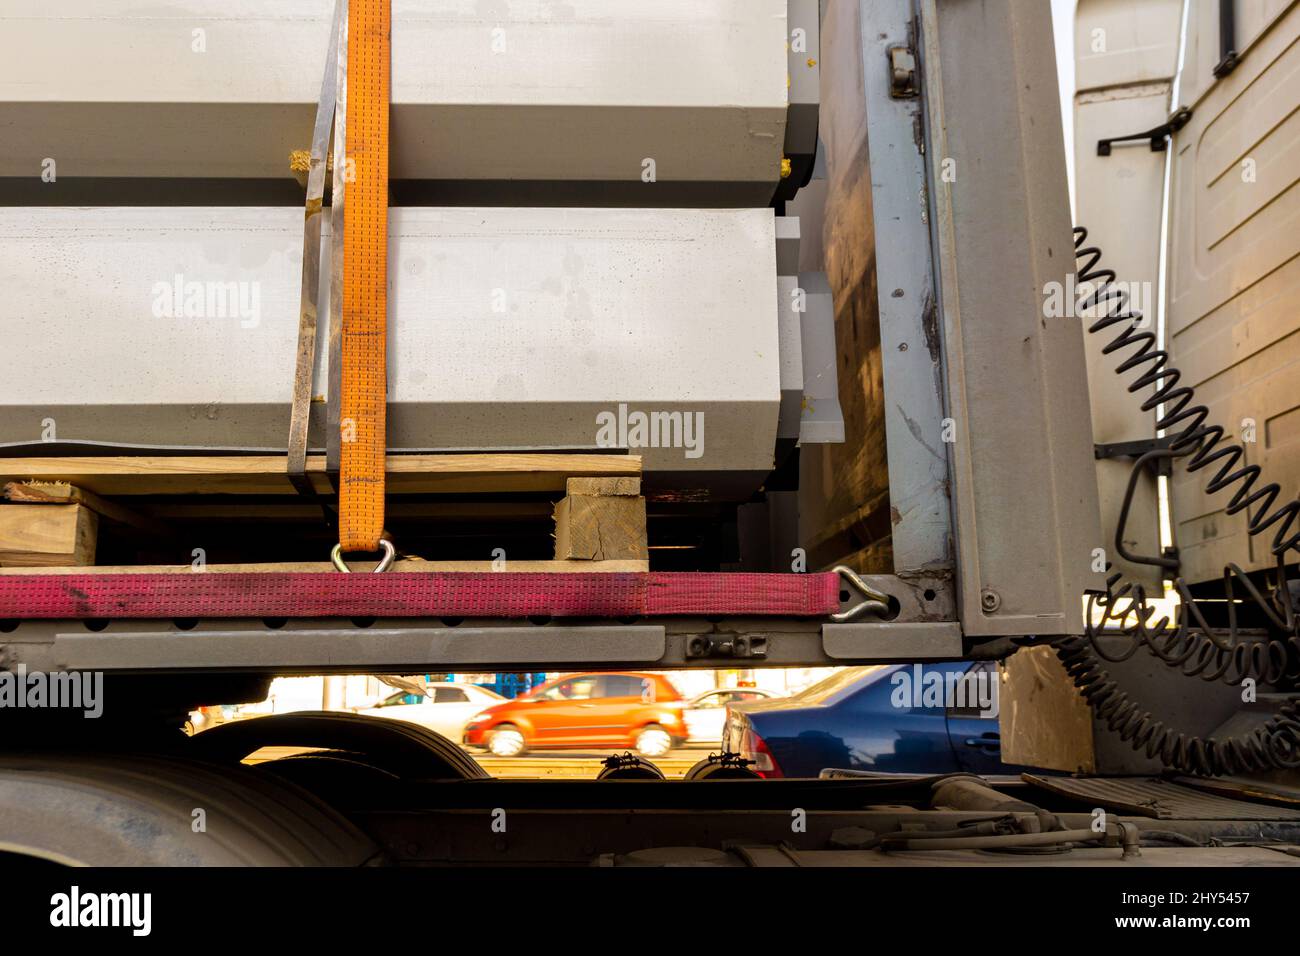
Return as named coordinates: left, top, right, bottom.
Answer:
left=0, top=0, right=1100, bottom=678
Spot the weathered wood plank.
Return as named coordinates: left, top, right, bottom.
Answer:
left=0, top=454, right=641, bottom=496
left=565, top=477, right=641, bottom=497
left=0, top=503, right=98, bottom=567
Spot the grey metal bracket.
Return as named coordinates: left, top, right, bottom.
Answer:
left=1094, top=437, right=1178, bottom=477
left=1097, top=106, right=1192, bottom=155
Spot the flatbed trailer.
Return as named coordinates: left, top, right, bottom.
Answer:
left=1, top=0, right=1299, bottom=878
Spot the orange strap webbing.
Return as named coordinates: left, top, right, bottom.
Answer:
left=339, top=0, right=391, bottom=552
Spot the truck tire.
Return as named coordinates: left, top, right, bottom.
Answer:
left=187, top=711, right=489, bottom=780
left=0, top=753, right=382, bottom=867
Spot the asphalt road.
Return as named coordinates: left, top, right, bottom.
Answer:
left=245, top=744, right=718, bottom=779
left=474, top=749, right=708, bottom=779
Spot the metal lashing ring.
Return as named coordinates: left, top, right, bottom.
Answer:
left=831, top=565, right=892, bottom=622
left=331, top=539, right=396, bottom=573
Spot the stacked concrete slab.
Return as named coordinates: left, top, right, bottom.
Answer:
left=0, top=0, right=839, bottom=492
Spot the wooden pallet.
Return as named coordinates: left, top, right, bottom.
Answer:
left=0, top=456, right=648, bottom=571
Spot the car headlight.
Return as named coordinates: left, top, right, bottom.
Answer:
left=466, top=712, right=491, bottom=726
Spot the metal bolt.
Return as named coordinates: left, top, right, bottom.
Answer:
left=980, top=588, right=1001, bottom=612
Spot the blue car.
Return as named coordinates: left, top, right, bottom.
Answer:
left=723, top=663, right=1018, bottom=778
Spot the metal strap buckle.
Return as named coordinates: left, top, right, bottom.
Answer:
left=831, top=565, right=892, bottom=622
left=331, top=538, right=396, bottom=573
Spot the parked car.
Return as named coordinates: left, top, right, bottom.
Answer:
left=356, top=682, right=506, bottom=741
left=683, top=687, right=780, bottom=744
left=462, top=672, right=687, bottom=757
left=723, top=663, right=1022, bottom=778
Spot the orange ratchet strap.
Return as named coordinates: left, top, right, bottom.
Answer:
left=338, top=0, right=391, bottom=553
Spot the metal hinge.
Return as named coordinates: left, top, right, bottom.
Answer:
left=888, top=46, right=918, bottom=99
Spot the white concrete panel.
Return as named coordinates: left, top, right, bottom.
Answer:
left=0, top=206, right=781, bottom=474
left=0, top=0, right=790, bottom=191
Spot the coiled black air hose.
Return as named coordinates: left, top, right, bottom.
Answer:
left=1051, top=227, right=1300, bottom=776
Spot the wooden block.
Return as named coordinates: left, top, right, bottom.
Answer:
left=999, top=645, right=1096, bottom=774
left=5, top=480, right=171, bottom=537
left=554, top=495, right=648, bottom=561
left=565, top=477, right=641, bottom=497
left=0, top=503, right=98, bottom=567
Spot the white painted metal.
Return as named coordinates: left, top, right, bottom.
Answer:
left=0, top=206, right=782, bottom=475
left=921, top=0, right=1104, bottom=636
left=0, top=0, right=790, bottom=198
left=1165, top=2, right=1300, bottom=582
left=1178, top=0, right=1294, bottom=106
left=1073, top=0, right=1184, bottom=588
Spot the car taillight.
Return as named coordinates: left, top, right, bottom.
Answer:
left=738, top=725, right=782, bottom=779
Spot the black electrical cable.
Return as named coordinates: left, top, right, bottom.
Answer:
left=1053, top=227, right=1300, bottom=776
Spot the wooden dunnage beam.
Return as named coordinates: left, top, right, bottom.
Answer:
left=0, top=502, right=98, bottom=567
left=4, top=480, right=170, bottom=537
left=0, top=454, right=641, bottom=496
left=553, top=477, right=648, bottom=561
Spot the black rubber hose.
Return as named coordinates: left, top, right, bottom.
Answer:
left=1055, top=227, right=1300, bottom=776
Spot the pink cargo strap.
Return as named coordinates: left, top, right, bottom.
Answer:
left=0, top=572, right=842, bottom=620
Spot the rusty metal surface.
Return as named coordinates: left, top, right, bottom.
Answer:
left=1024, top=773, right=1300, bottom=821
left=288, top=0, right=343, bottom=483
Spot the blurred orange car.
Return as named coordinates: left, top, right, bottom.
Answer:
left=461, top=672, right=687, bottom=758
